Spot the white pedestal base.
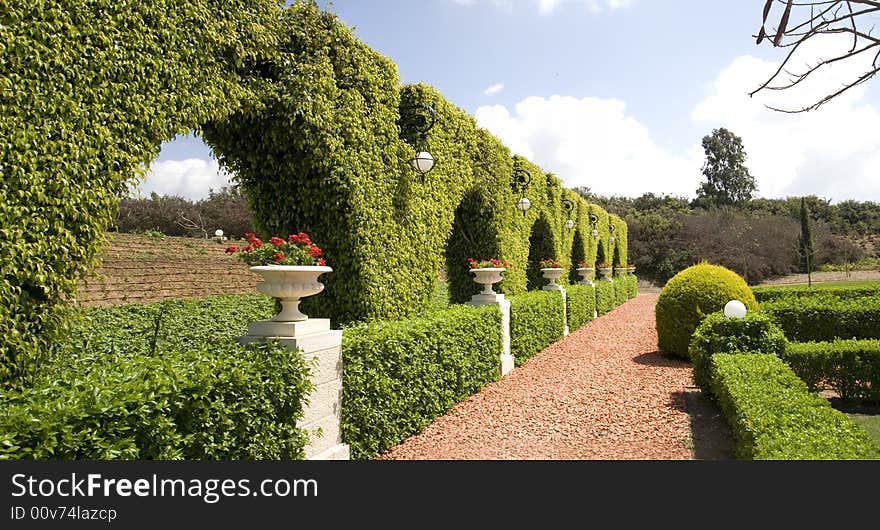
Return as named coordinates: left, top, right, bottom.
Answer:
left=469, top=294, right=513, bottom=377
left=239, top=318, right=350, bottom=461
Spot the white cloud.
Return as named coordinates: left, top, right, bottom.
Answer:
left=483, top=83, right=505, bottom=95
left=137, top=158, right=232, bottom=201
left=475, top=95, right=702, bottom=198
left=450, top=0, right=630, bottom=15
left=692, top=33, right=880, bottom=202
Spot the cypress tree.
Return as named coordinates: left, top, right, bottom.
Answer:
left=798, top=197, right=814, bottom=287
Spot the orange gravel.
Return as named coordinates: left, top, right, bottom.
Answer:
left=378, top=293, right=696, bottom=460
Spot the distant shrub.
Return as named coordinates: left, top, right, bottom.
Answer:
left=655, top=262, right=758, bottom=360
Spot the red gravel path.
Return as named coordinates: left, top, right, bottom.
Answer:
left=378, top=293, right=696, bottom=460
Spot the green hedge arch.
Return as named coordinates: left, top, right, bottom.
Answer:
left=0, top=0, right=284, bottom=387
left=1, top=0, right=629, bottom=385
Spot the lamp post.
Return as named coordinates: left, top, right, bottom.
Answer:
left=589, top=213, right=599, bottom=237
left=562, top=198, right=574, bottom=232
left=513, top=168, right=532, bottom=216
left=404, top=103, right=437, bottom=177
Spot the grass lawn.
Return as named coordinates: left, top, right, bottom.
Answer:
left=848, top=414, right=880, bottom=450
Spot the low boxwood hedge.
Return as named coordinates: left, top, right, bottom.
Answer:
left=613, top=277, right=628, bottom=307
left=762, top=295, right=880, bottom=342
left=595, top=281, right=615, bottom=316
left=689, top=311, right=788, bottom=392
left=341, top=304, right=502, bottom=460
left=626, top=275, right=638, bottom=299
left=0, top=294, right=312, bottom=459
left=753, top=283, right=880, bottom=302
left=509, top=291, right=565, bottom=365
left=708, top=353, right=879, bottom=460
left=783, top=339, right=880, bottom=402
left=566, top=285, right=595, bottom=332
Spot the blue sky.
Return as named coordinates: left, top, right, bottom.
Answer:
left=144, top=0, right=880, bottom=203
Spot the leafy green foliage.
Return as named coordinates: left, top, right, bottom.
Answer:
left=689, top=311, right=788, bottom=391
left=595, top=280, right=616, bottom=316
left=626, top=274, right=639, bottom=299
left=708, top=353, right=878, bottom=459
left=509, top=291, right=565, bottom=365
left=202, top=3, right=626, bottom=323
left=783, top=339, right=880, bottom=401
left=655, top=262, right=758, bottom=359
left=0, top=295, right=312, bottom=459
left=753, top=282, right=880, bottom=302
left=613, top=275, right=629, bottom=307
left=2, top=0, right=628, bottom=385
left=340, top=305, right=502, bottom=460
left=695, top=128, right=757, bottom=207
left=762, top=295, right=880, bottom=342
left=566, top=285, right=596, bottom=332
left=0, top=0, right=283, bottom=387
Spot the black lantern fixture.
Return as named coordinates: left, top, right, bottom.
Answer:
left=609, top=223, right=616, bottom=243
left=589, top=213, right=599, bottom=237
left=403, top=103, right=437, bottom=177
left=562, top=198, right=574, bottom=232
left=512, top=168, right=532, bottom=215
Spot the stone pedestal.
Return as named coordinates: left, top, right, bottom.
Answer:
left=240, top=318, right=350, bottom=460
left=470, top=293, right=514, bottom=377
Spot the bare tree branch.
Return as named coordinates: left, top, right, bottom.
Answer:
left=753, top=0, right=880, bottom=111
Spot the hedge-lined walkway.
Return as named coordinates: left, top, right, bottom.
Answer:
left=379, top=293, right=697, bottom=459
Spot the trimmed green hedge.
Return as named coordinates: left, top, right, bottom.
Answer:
left=613, top=276, right=629, bottom=307
left=341, top=304, right=502, bottom=460
left=783, top=339, right=880, bottom=402
left=689, top=311, right=788, bottom=391
left=0, top=295, right=312, bottom=459
left=708, top=353, right=879, bottom=460
left=762, top=295, right=880, bottom=342
left=566, top=285, right=595, bottom=332
left=510, top=291, right=565, bottom=366
left=753, top=283, right=880, bottom=302
left=626, top=275, right=638, bottom=299
left=595, top=280, right=615, bottom=316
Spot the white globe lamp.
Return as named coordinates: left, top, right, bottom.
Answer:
left=724, top=300, right=748, bottom=319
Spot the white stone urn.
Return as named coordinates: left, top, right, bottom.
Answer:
left=541, top=268, right=564, bottom=291
left=598, top=266, right=613, bottom=281
left=576, top=267, right=595, bottom=286
left=614, top=267, right=627, bottom=277
left=627, top=265, right=636, bottom=275
left=250, top=265, right=332, bottom=322
left=470, top=267, right=506, bottom=295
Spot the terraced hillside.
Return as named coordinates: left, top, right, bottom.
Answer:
left=75, top=233, right=259, bottom=307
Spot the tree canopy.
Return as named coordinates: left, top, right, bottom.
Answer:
left=695, top=128, right=757, bottom=208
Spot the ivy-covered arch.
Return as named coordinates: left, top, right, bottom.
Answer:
left=1, top=1, right=630, bottom=386
left=1, top=0, right=285, bottom=386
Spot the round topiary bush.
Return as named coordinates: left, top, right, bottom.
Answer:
left=655, top=262, right=758, bottom=360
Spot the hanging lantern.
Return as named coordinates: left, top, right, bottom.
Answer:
left=562, top=198, right=574, bottom=232
left=404, top=103, right=437, bottom=178
left=512, top=168, right=532, bottom=216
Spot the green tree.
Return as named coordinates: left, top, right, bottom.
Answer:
left=798, top=197, right=814, bottom=286
left=695, top=128, right=757, bottom=208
